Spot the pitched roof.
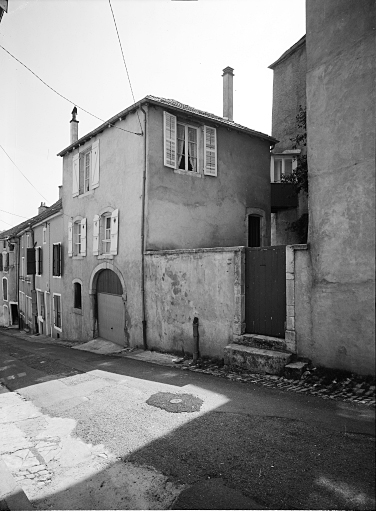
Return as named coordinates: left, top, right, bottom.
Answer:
left=57, top=95, right=277, bottom=156
left=268, top=35, right=306, bottom=70
left=0, top=198, right=62, bottom=240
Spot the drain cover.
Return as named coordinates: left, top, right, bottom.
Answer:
left=146, top=392, right=203, bottom=413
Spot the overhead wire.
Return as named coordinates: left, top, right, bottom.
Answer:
left=108, top=0, right=143, bottom=134
left=0, top=143, right=51, bottom=203
left=0, top=44, right=143, bottom=136
left=0, top=209, right=28, bottom=219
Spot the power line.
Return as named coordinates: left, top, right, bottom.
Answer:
left=0, top=44, right=143, bottom=136
left=0, top=144, right=50, bottom=203
left=108, top=0, right=143, bottom=134
left=0, top=218, right=13, bottom=227
left=0, top=209, right=28, bottom=219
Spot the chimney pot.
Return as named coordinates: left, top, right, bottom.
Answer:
left=70, top=106, right=79, bottom=144
left=222, top=66, right=234, bottom=121
left=38, top=202, right=48, bottom=215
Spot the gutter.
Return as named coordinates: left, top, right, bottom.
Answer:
left=140, top=104, right=148, bottom=351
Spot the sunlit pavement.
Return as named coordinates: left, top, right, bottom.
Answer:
left=0, top=331, right=375, bottom=510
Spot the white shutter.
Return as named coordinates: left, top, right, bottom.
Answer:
left=72, top=154, right=79, bottom=196
left=204, top=126, right=217, bottom=176
left=110, top=209, right=119, bottom=255
left=163, top=111, right=177, bottom=168
left=68, top=221, right=73, bottom=257
left=91, top=140, right=100, bottom=189
left=93, top=214, right=99, bottom=255
left=80, top=218, right=87, bottom=256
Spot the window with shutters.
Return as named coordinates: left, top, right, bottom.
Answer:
left=53, top=293, right=62, bottom=330
left=35, top=247, right=42, bottom=276
left=52, top=243, right=62, bottom=277
left=72, top=141, right=100, bottom=197
left=74, top=221, right=82, bottom=256
left=163, top=111, right=217, bottom=177
left=102, top=214, right=111, bottom=254
left=2, top=277, right=7, bottom=301
left=69, top=218, right=86, bottom=258
left=93, top=209, right=119, bottom=257
left=26, top=248, right=36, bottom=276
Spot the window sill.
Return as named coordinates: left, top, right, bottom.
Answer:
left=75, top=190, right=94, bottom=198
left=52, top=275, right=62, bottom=279
left=72, top=307, right=82, bottom=315
left=173, top=169, right=202, bottom=178
left=73, top=255, right=85, bottom=260
left=97, top=254, right=114, bottom=260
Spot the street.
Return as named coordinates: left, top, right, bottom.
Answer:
left=0, top=332, right=375, bottom=510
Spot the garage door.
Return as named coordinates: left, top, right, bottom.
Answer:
left=97, top=269, right=125, bottom=346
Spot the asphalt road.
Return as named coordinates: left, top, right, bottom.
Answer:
left=0, top=332, right=375, bottom=510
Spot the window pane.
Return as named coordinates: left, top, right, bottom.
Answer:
left=274, top=159, right=282, bottom=182
left=284, top=158, right=293, bottom=176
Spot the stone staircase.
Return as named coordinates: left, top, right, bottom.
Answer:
left=224, top=334, right=308, bottom=377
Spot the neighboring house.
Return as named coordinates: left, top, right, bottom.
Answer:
left=0, top=0, right=8, bottom=24
left=0, top=199, right=63, bottom=338
left=268, top=35, right=308, bottom=245
left=274, top=0, right=375, bottom=375
left=57, top=70, right=277, bottom=348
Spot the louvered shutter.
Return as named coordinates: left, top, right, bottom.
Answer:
left=27, top=248, right=36, bottom=275
left=68, top=221, right=73, bottom=257
left=91, top=141, right=100, bottom=189
left=4, top=253, right=9, bottom=271
left=164, top=111, right=177, bottom=168
left=52, top=245, right=57, bottom=276
left=80, top=218, right=87, bottom=256
left=58, top=244, right=62, bottom=276
left=204, top=126, right=217, bottom=176
left=110, top=209, right=119, bottom=255
left=72, top=154, right=79, bottom=196
left=93, top=214, right=100, bottom=255
left=38, top=247, right=43, bottom=275
left=0, top=254, right=3, bottom=271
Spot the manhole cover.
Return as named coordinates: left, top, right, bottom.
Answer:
left=146, top=392, right=203, bottom=413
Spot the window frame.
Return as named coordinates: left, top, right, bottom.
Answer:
left=73, top=221, right=82, bottom=256
left=73, top=281, right=82, bottom=310
left=270, top=152, right=299, bottom=183
left=52, top=293, right=62, bottom=331
left=101, top=214, right=112, bottom=255
left=2, top=277, right=8, bottom=301
left=177, top=122, right=199, bottom=173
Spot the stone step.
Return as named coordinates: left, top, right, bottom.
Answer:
left=233, top=333, right=288, bottom=352
left=224, top=343, right=293, bottom=375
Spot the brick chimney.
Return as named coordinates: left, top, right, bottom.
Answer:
left=222, top=66, right=234, bottom=121
left=38, top=202, right=48, bottom=215
left=70, top=106, right=79, bottom=144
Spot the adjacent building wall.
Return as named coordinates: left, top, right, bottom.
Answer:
left=145, top=105, right=272, bottom=250
left=306, top=0, right=375, bottom=374
left=145, top=247, right=244, bottom=359
left=61, top=110, right=145, bottom=346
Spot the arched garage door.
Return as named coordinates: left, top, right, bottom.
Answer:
left=97, top=269, right=125, bottom=346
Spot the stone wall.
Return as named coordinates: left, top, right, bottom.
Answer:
left=145, top=247, right=244, bottom=359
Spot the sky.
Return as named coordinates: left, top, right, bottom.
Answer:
left=0, top=0, right=305, bottom=232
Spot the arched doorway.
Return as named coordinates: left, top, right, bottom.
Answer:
left=96, top=269, right=125, bottom=345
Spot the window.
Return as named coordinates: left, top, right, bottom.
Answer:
left=37, top=290, right=45, bottom=320
left=0, top=253, right=3, bottom=272
left=2, top=278, right=7, bottom=301
left=270, top=153, right=298, bottom=182
left=93, top=210, right=119, bottom=256
left=74, top=221, right=81, bottom=256
left=74, top=282, right=82, bottom=309
left=102, top=215, right=111, bottom=254
left=163, top=111, right=217, bottom=176
left=177, top=124, right=198, bottom=172
left=52, top=243, right=62, bottom=277
left=72, top=141, right=100, bottom=197
left=248, top=215, right=261, bottom=247
left=53, top=294, right=62, bottom=330
left=68, top=219, right=86, bottom=257
left=35, top=247, right=43, bottom=275
left=21, top=256, right=25, bottom=278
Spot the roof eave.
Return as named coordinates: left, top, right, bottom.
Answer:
left=268, top=35, right=306, bottom=70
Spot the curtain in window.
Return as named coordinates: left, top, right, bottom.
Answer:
left=177, top=124, right=185, bottom=168
left=188, top=127, right=197, bottom=172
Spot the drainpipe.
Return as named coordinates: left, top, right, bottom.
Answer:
left=140, top=104, right=148, bottom=350
left=193, top=317, right=199, bottom=363
left=27, top=224, right=37, bottom=334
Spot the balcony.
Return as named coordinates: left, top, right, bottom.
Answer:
left=271, top=183, right=298, bottom=212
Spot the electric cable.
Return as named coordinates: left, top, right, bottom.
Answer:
left=0, top=44, right=143, bottom=136
left=0, top=209, right=28, bottom=219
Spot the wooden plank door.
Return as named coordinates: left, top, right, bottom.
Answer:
left=245, top=246, right=286, bottom=338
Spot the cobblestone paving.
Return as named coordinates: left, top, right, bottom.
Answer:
left=176, top=360, right=376, bottom=407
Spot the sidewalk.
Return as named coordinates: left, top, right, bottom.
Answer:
left=1, top=326, right=375, bottom=407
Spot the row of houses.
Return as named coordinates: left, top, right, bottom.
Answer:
left=1, top=0, right=374, bottom=376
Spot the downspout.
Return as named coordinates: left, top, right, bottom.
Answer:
left=28, top=224, right=37, bottom=334
left=140, top=104, right=148, bottom=350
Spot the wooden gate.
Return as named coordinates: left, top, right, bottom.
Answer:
left=245, top=246, right=286, bottom=338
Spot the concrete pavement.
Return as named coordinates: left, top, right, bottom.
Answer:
left=0, top=330, right=375, bottom=510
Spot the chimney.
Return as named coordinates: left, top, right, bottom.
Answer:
left=58, top=185, right=63, bottom=199
left=222, top=66, right=234, bottom=121
left=70, top=106, right=79, bottom=144
left=38, top=202, right=48, bottom=215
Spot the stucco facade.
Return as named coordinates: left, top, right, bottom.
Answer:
left=59, top=96, right=275, bottom=349
left=305, top=0, right=375, bottom=374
